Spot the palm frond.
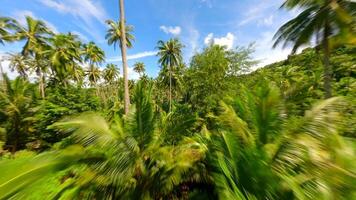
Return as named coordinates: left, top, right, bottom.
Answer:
left=0, top=146, right=86, bottom=200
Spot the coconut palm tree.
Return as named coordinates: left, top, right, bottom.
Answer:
left=45, top=33, right=82, bottom=85
left=105, top=20, right=134, bottom=49
left=6, top=53, right=29, bottom=79
left=10, top=16, right=53, bottom=98
left=0, top=74, right=36, bottom=151
left=86, top=65, right=101, bottom=88
left=11, top=16, right=52, bottom=55
left=156, top=38, right=184, bottom=112
left=102, top=63, right=120, bottom=105
left=103, top=63, right=119, bottom=84
left=133, top=62, right=145, bottom=77
left=1, top=17, right=23, bottom=82
left=72, top=65, right=85, bottom=87
left=82, top=42, right=105, bottom=89
left=82, top=41, right=105, bottom=67
left=273, top=0, right=356, bottom=98
left=0, top=17, right=18, bottom=44
left=106, top=2, right=135, bottom=115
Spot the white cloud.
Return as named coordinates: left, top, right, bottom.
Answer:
left=38, top=0, right=107, bottom=25
left=12, top=10, right=59, bottom=33
left=107, top=51, right=158, bottom=62
left=258, top=15, right=274, bottom=26
left=160, top=26, right=182, bottom=36
left=37, top=0, right=108, bottom=40
left=127, top=51, right=158, bottom=60
left=238, top=0, right=282, bottom=26
left=204, top=32, right=235, bottom=50
left=204, top=33, right=214, bottom=45
left=128, top=66, right=140, bottom=80
left=180, top=23, right=200, bottom=62
left=252, top=31, right=305, bottom=69
left=187, top=27, right=200, bottom=58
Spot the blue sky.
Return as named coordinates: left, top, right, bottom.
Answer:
left=0, top=0, right=299, bottom=79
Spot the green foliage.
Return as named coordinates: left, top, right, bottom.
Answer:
left=0, top=81, right=206, bottom=199
left=103, top=63, right=120, bottom=84
left=105, top=20, right=135, bottom=49
left=156, top=38, right=185, bottom=112
left=34, top=85, right=100, bottom=145
left=185, top=45, right=230, bottom=111
left=0, top=7, right=355, bottom=199
left=206, top=84, right=355, bottom=200
left=0, top=74, right=37, bottom=151
left=133, top=61, right=145, bottom=77
left=45, top=33, right=83, bottom=85
left=0, top=17, right=18, bottom=44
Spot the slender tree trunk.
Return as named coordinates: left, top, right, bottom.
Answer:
left=169, top=65, right=172, bottom=112
left=0, top=60, right=3, bottom=75
left=119, top=0, right=130, bottom=115
left=0, top=60, right=4, bottom=87
left=13, top=120, right=19, bottom=152
left=322, top=20, right=332, bottom=99
left=35, top=54, right=45, bottom=98
left=39, top=71, right=45, bottom=99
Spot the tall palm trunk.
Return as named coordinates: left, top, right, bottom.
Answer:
left=0, top=61, right=4, bottom=94
left=35, top=55, right=45, bottom=99
left=39, top=72, right=45, bottom=99
left=169, top=65, right=172, bottom=112
left=119, top=0, right=130, bottom=115
left=322, top=16, right=332, bottom=99
left=0, top=60, right=3, bottom=75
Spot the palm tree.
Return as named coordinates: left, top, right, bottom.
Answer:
left=6, top=53, right=29, bottom=79
left=0, top=17, right=17, bottom=81
left=105, top=20, right=134, bottom=49
left=45, top=33, right=82, bottom=85
left=133, top=61, right=145, bottom=77
left=72, top=65, right=85, bottom=87
left=156, top=38, right=184, bottom=112
left=0, top=81, right=206, bottom=199
left=82, top=41, right=105, bottom=89
left=102, top=63, right=120, bottom=105
left=103, top=63, right=119, bottom=84
left=0, top=74, right=36, bottom=151
left=11, top=16, right=53, bottom=98
left=86, top=65, right=101, bottom=88
left=82, top=41, right=105, bottom=66
left=106, top=1, right=135, bottom=115
left=273, top=0, right=356, bottom=98
left=0, top=17, right=17, bottom=44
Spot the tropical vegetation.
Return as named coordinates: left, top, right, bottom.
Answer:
left=0, top=0, right=355, bottom=199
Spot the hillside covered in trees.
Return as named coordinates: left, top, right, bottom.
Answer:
left=0, top=0, right=355, bottom=199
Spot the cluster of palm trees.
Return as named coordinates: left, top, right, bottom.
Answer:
left=1, top=16, right=185, bottom=114
left=0, top=16, right=123, bottom=95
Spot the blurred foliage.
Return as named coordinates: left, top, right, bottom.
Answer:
left=34, top=85, right=100, bottom=145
